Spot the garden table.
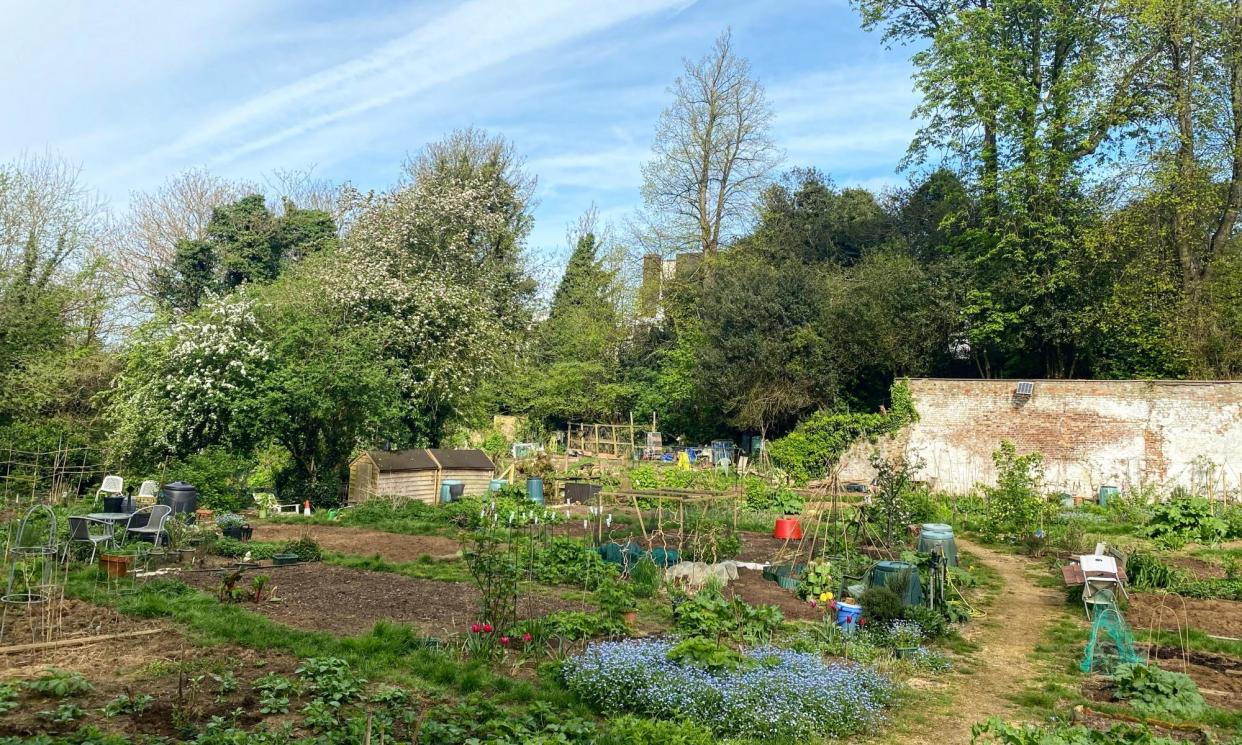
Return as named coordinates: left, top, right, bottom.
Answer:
left=84, top=512, right=133, bottom=525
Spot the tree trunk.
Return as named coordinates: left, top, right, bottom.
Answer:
left=1209, top=0, right=1242, bottom=264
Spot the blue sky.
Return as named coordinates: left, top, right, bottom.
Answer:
left=0, top=0, right=920, bottom=268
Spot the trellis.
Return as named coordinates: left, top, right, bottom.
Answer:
left=566, top=420, right=638, bottom=459
left=0, top=444, right=104, bottom=507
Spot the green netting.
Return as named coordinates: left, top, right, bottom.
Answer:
left=1080, top=596, right=1141, bottom=674
left=597, top=542, right=680, bottom=570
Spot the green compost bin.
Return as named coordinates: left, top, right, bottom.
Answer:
left=916, top=530, right=959, bottom=566
left=867, top=560, right=924, bottom=607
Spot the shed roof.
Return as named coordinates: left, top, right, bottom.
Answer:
left=362, top=448, right=493, bottom=473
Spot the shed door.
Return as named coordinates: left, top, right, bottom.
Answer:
left=352, top=461, right=375, bottom=501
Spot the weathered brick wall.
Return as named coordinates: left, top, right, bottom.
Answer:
left=841, top=379, right=1242, bottom=497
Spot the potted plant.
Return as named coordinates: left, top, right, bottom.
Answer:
left=253, top=492, right=279, bottom=520
left=215, top=512, right=247, bottom=540
left=165, top=515, right=199, bottom=564
left=887, top=619, right=923, bottom=658
left=99, top=543, right=147, bottom=578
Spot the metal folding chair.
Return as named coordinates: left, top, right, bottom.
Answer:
left=63, top=516, right=116, bottom=564
left=123, top=505, right=173, bottom=546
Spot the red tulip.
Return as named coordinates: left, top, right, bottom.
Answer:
left=482, top=623, right=493, bottom=633
left=523, top=632, right=532, bottom=642
left=500, top=636, right=511, bottom=646
left=470, top=623, right=481, bottom=633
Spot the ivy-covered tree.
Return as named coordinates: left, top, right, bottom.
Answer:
left=150, top=194, right=337, bottom=313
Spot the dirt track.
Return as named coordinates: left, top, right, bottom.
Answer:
left=891, top=538, right=1065, bottom=744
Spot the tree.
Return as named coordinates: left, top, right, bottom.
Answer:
left=113, top=167, right=255, bottom=303
left=640, top=29, right=781, bottom=256
left=520, top=224, right=626, bottom=426
left=0, top=153, right=113, bottom=448
left=402, top=127, right=537, bottom=322
left=150, top=194, right=337, bottom=313
left=150, top=239, right=218, bottom=315
left=857, top=0, right=1159, bottom=377
left=752, top=169, right=894, bottom=265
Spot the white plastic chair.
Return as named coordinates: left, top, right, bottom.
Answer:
left=1079, top=553, right=1129, bottom=617
left=135, top=479, right=159, bottom=507
left=95, top=475, right=124, bottom=505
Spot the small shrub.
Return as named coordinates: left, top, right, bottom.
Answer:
left=279, top=536, right=322, bottom=562
left=1111, top=662, right=1206, bottom=720
left=1126, top=552, right=1184, bottom=591
left=980, top=441, right=1054, bottom=541
left=0, top=684, right=18, bottom=714
left=629, top=554, right=661, bottom=599
left=24, top=669, right=93, bottom=698
left=254, top=673, right=293, bottom=714
left=1145, top=497, right=1227, bottom=547
left=902, top=604, right=949, bottom=639
left=295, top=657, right=364, bottom=708
left=664, top=637, right=749, bottom=672
left=860, top=586, right=903, bottom=626
left=37, top=702, right=84, bottom=724
left=972, top=716, right=1178, bottom=744
left=102, top=692, right=154, bottom=717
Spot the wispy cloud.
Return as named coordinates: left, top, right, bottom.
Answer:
left=121, top=0, right=690, bottom=176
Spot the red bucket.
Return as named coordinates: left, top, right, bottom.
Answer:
left=773, top=517, right=802, bottom=540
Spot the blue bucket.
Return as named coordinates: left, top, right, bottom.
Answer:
left=488, top=478, right=507, bottom=492
left=835, top=601, right=862, bottom=633
left=526, top=477, right=544, bottom=504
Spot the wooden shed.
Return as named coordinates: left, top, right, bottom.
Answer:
left=347, top=448, right=495, bottom=504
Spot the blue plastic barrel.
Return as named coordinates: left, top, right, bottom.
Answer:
left=439, top=480, right=464, bottom=504
left=488, top=478, right=507, bottom=492
left=526, top=477, right=544, bottom=504
left=835, top=601, right=862, bottom=632
left=1098, top=485, right=1119, bottom=507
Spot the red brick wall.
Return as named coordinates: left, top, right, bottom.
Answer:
left=842, top=379, right=1242, bottom=498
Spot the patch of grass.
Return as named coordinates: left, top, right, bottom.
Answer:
left=1136, top=627, right=1242, bottom=660
left=323, top=552, right=470, bottom=582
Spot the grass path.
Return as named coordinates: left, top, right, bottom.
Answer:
left=883, top=537, right=1064, bottom=744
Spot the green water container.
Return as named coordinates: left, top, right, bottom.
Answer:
left=1097, top=485, right=1119, bottom=507
left=921, top=523, right=953, bottom=534
left=916, top=530, right=959, bottom=566
left=439, top=480, right=464, bottom=504
left=526, top=477, right=544, bottom=504
left=868, top=560, right=924, bottom=607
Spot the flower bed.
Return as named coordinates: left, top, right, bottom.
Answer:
left=562, top=639, right=893, bottom=740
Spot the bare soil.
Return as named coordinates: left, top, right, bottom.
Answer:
left=726, top=568, right=825, bottom=622
left=0, top=599, right=299, bottom=739
left=181, top=563, right=591, bottom=637
left=1126, top=593, right=1242, bottom=639
left=1166, top=555, right=1227, bottom=581
left=250, top=523, right=461, bottom=562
